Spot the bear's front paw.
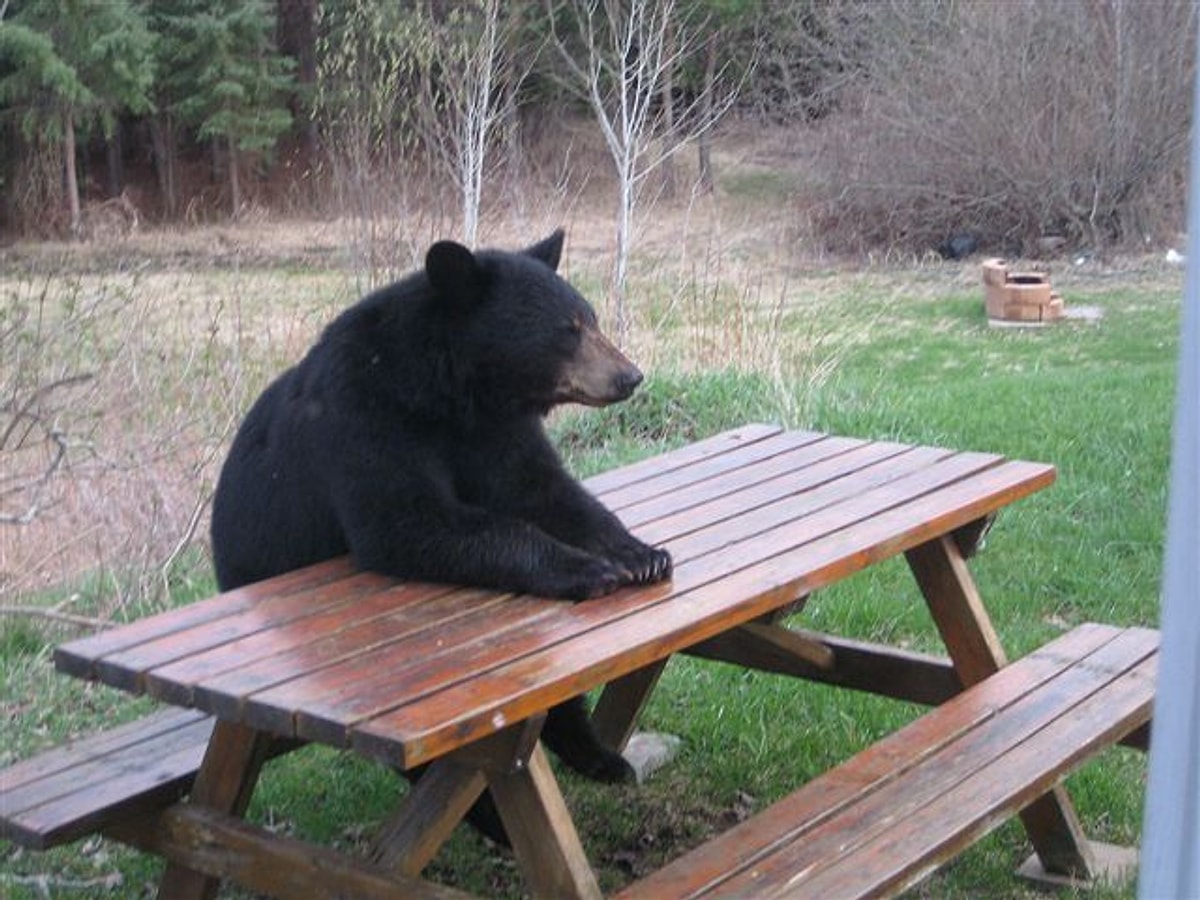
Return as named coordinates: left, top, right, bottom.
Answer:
left=538, top=553, right=625, bottom=601
left=613, top=542, right=673, bottom=586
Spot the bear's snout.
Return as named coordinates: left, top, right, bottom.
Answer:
left=556, top=324, right=644, bottom=407
left=613, top=367, right=644, bottom=399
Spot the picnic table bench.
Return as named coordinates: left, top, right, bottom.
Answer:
left=1, top=424, right=1157, bottom=898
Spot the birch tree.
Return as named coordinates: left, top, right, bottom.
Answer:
left=549, top=0, right=735, bottom=339
left=414, top=0, right=528, bottom=246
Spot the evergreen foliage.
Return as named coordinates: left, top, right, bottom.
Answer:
left=0, top=0, right=154, bottom=231
left=0, top=0, right=1192, bottom=249
left=151, top=0, right=294, bottom=213
left=0, top=0, right=154, bottom=141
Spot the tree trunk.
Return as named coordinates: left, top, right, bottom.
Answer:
left=697, top=31, right=718, bottom=194
left=152, top=115, right=179, bottom=220
left=659, top=19, right=678, bottom=200
left=501, top=2, right=525, bottom=201
left=613, top=158, right=633, bottom=342
left=64, top=112, right=81, bottom=236
left=106, top=127, right=123, bottom=197
left=228, top=137, right=242, bottom=217
left=276, top=0, right=320, bottom=170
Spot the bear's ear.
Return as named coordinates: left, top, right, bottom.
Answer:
left=426, top=240, right=486, bottom=312
left=523, top=229, right=565, bottom=271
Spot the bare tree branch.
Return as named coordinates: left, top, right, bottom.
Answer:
left=548, top=0, right=738, bottom=338
left=0, top=605, right=113, bottom=630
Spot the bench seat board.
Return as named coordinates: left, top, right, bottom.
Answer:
left=617, top=623, right=1158, bottom=899
left=1, top=709, right=213, bottom=850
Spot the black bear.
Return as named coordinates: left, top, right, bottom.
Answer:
left=210, top=229, right=672, bottom=832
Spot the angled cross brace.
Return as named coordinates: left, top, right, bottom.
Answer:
left=372, top=714, right=602, bottom=900
left=906, top=534, right=1098, bottom=881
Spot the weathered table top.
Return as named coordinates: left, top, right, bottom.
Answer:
left=56, top=424, right=1054, bottom=773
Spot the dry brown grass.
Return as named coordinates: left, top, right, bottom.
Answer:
left=4, top=118, right=1180, bottom=625
left=0, top=137, right=815, bottom=623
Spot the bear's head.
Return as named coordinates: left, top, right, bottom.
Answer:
left=425, top=229, right=643, bottom=415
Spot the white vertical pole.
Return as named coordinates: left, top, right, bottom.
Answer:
left=1138, top=39, right=1200, bottom=900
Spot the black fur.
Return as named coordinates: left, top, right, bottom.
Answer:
left=210, top=231, right=672, bottom=840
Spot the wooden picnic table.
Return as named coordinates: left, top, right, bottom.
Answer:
left=43, top=424, right=1117, bottom=899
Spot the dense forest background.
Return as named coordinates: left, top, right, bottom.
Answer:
left=0, top=0, right=1196, bottom=255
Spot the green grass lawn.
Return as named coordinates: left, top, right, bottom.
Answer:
left=1, top=255, right=1179, bottom=898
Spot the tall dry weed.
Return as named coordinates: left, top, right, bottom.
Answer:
left=0, top=261, right=331, bottom=624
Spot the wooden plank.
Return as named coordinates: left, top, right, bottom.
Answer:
left=614, top=435, right=881, bottom=530
left=189, top=589, right=510, bottom=721
left=615, top=625, right=1141, bottom=899
left=3, top=731, right=209, bottom=850
left=701, top=631, right=1158, bottom=897
left=748, top=653, right=1157, bottom=899
left=591, top=659, right=671, bottom=751
left=689, top=621, right=834, bottom=672
left=580, top=423, right=783, bottom=494
left=53, top=558, right=357, bottom=679
left=112, top=805, right=473, bottom=900
left=614, top=434, right=868, bottom=532
left=351, top=458, right=1054, bottom=768
left=0, top=708, right=207, bottom=793
left=142, top=582, right=468, bottom=707
left=371, top=759, right=488, bottom=875
left=93, top=572, right=391, bottom=693
left=906, top=535, right=1009, bottom=686
left=245, top=596, right=561, bottom=744
left=156, top=720, right=274, bottom=900
left=656, top=451, right=1008, bottom=580
left=627, top=443, right=942, bottom=544
left=1, top=714, right=213, bottom=821
left=599, top=429, right=826, bottom=509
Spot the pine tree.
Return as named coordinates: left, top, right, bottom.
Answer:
left=152, top=0, right=294, bottom=216
left=0, top=0, right=154, bottom=234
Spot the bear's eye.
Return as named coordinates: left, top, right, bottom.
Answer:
left=565, top=317, right=583, bottom=336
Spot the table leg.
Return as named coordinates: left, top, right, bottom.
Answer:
left=156, top=720, right=273, bottom=900
left=591, top=658, right=671, bottom=751
left=592, top=599, right=819, bottom=751
left=488, top=742, right=603, bottom=900
left=371, top=760, right=488, bottom=874
left=906, top=534, right=1096, bottom=879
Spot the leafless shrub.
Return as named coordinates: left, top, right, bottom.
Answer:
left=0, top=267, right=267, bottom=621
left=7, top=139, right=69, bottom=238
left=805, top=0, right=1196, bottom=254
left=313, top=2, right=444, bottom=288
